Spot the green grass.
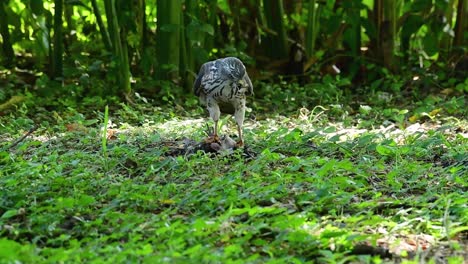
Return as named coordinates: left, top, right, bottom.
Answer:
left=0, top=91, right=467, bottom=263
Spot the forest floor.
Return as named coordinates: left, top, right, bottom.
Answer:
left=0, top=88, right=467, bottom=263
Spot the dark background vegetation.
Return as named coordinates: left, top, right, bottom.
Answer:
left=0, top=0, right=466, bottom=109
left=0, top=0, right=467, bottom=263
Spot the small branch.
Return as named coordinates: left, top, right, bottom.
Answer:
left=6, top=125, right=38, bottom=150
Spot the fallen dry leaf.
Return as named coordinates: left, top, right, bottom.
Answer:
left=65, top=123, right=88, bottom=132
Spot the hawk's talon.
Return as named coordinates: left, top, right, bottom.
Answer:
left=204, top=134, right=220, bottom=144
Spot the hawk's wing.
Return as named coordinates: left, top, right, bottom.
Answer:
left=243, top=72, right=254, bottom=96
left=194, top=57, right=253, bottom=97
left=193, top=61, right=213, bottom=96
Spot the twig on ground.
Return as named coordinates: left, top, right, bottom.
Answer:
left=5, top=125, right=38, bottom=150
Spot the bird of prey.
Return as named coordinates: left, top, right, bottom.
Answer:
left=194, top=57, right=253, bottom=146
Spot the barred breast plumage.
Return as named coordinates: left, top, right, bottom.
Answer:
left=193, top=57, right=253, bottom=146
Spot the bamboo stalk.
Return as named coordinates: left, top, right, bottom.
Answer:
left=373, top=0, right=400, bottom=72
left=179, top=3, right=189, bottom=90
left=263, top=0, right=288, bottom=59
left=205, top=0, right=217, bottom=51
left=382, top=0, right=400, bottom=72
left=112, top=0, right=130, bottom=95
left=91, top=0, right=112, bottom=52
left=52, top=0, right=64, bottom=79
left=156, top=0, right=181, bottom=80
left=184, top=0, right=198, bottom=71
left=104, top=0, right=115, bottom=52
left=305, top=0, right=318, bottom=57
left=104, top=0, right=131, bottom=95
left=453, top=0, right=467, bottom=48
left=0, top=0, right=14, bottom=67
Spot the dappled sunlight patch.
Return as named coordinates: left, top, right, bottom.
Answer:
left=155, top=117, right=206, bottom=136
left=1, top=96, right=466, bottom=263
left=294, top=218, right=465, bottom=260
left=246, top=108, right=466, bottom=151
left=375, top=233, right=435, bottom=256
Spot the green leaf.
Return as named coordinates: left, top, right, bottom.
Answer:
left=1, top=209, right=18, bottom=219
left=359, top=105, right=372, bottom=114
left=450, top=226, right=468, bottom=238
left=376, top=144, right=395, bottom=156
left=199, top=24, right=214, bottom=35
left=317, top=159, right=336, bottom=177
left=0, top=238, right=22, bottom=259
left=136, top=244, right=153, bottom=255
left=56, top=197, right=75, bottom=209
left=78, top=195, right=96, bottom=206
left=323, top=126, right=337, bottom=133
left=423, top=33, right=439, bottom=56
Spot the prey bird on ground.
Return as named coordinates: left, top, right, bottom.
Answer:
left=194, top=57, right=253, bottom=146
